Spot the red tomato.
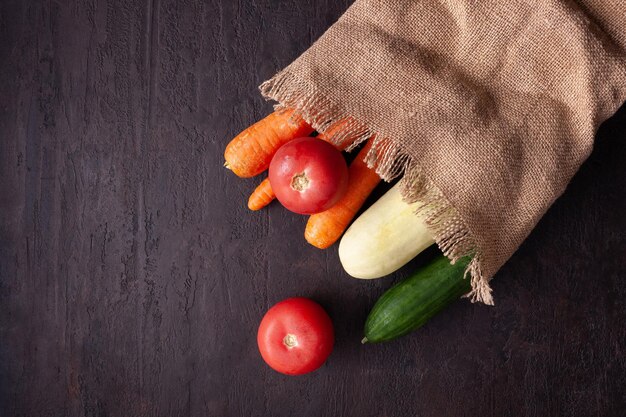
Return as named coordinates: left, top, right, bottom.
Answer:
left=257, top=297, right=334, bottom=375
left=268, top=137, right=349, bottom=214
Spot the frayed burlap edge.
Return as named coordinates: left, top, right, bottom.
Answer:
left=260, top=70, right=494, bottom=305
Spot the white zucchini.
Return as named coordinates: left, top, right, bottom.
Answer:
left=338, top=183, right=435, bottom=279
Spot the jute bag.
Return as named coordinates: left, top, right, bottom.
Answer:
left=260, top=0, right=626, bottom=304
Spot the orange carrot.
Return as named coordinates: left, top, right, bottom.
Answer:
left=305, top=139, right=381, bottom=249
left=224, top=109, right=313, bottom=178
left=315, top=118, right=355, bottom=147
left=248, top=178, right=275, bottom=211
left=245, top=119, right=356, bottom=211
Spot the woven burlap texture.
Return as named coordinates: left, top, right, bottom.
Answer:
left=260, top=0, right=626, bottom=304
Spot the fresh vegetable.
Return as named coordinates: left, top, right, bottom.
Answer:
left=363, top=255, right=471, bottom=343
left=224, top=109, right=313, bottom=178
left=338, top=182, right=435, bottom=279
left=305, top=139, right=381, bottom=248
left=248, top=178, right=275, bottom=211
left=245, top=119, right=356, bottom=211
left=269, top=137, right=349, bottom=214
left=257, top=297, right=334, bottom=375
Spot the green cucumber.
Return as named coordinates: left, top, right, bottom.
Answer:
left=363, top=255, right=471, bottom=343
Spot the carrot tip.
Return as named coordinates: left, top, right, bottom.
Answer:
left=307, top=240, right=332, bottom=250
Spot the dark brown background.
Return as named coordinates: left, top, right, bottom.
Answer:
left=1, top=0, right=625, bottom=416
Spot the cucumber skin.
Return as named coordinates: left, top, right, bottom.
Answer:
left=364, top=255, right=471, bottom=343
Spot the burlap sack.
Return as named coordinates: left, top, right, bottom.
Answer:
left=260, top=0, right=626, bottom=304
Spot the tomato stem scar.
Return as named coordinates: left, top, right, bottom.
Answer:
left=290, top=172, right=309, bottom=192
left=283, top=333, right=298, bottom=348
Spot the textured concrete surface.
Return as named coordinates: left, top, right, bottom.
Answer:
left=0, top=1, right=625, bottom=416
